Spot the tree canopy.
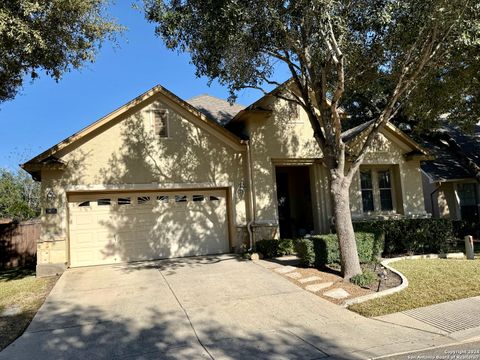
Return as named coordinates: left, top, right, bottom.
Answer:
left=0, top=0, right=122, bottom=102
left=0, top=169, right=40, bottom=220
left=144, top=0, right=480, bottom=279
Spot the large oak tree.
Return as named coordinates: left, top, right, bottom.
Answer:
left=144, top=0, right=480, bottom=279
left=0, top=0, right=121, bottom=102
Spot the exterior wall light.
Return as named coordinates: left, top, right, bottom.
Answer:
left=46, top=189, right=56, bottom=202
left=236, top=181, right=246, bottom=200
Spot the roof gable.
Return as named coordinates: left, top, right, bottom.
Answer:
left=23, top=85, right=245, bottom=173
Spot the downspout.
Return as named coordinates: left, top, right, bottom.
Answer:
left=242, top=139, right=256, bottom=251
left=430, top=183, right=441, bottom=218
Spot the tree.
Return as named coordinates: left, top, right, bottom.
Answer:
left=0, top=168, right=40, bottom=220
left=144, top=0, right=480, bottom=279
left=0, top=0, right=122, bottom=102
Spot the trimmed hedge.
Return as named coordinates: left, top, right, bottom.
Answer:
left=353, top=218, right=454, bottom=256
left=255, top=238, right=296, bottom=258
left=295, top=232, right=383, bottom=267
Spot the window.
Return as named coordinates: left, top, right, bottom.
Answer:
left=97, top=199, right=111, bottom=206
left=78, top=201, right=90, bottom=207
left=209, top=196, right=220, bottom=201
left=288, top=101, right=299, bottom=118
left=137, top=196, right=151, bottom=205
left=457, top=183, right=478, bottom=223
left=192, top=195, right=205, bottom=202
left=117, top=197, right=131, bottom=205
left=360, top=170, right=374, bottom=212
left=153, top=109, right=169, bottom=138
left=175, top=195, right=187, bottom=203
left=360, top=168, right=395, bottom=213
left=157, top=195, right=169, bottom=203
left=378, top=170, right=393, bottom=211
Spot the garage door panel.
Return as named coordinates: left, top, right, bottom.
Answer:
left=68, top=190, right=229, bottom=267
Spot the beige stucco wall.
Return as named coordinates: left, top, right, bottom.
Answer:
left=348, top=131, right=427, bottom=219
left=38, top=93, right=248, bottom=266
left=37, top=92, right=429, bottom=267
left=246, top=97, right=427, bottom=238
left=246, top=97, right=326, bottom=235
left=426, top=180, right=479, bottom=220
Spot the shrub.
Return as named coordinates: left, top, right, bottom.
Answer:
left=255, top=239, right=279, bottom=258
left=255, top=238, right=296, bottom=258
left=350, top=269, right=377, bottom=287
left=295, top=238, right=315, bottom=267
left=296, top=232, right=382, bottom=267
left=277, top=239, right=295, bottom=256
left=353, top=218, right=454, bottom=256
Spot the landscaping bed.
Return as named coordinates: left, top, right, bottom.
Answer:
left=349, top=258, right=480, bottom=317
left=0, top=268, right=57, bottom=351
left=261, top=256, right=402, bottom=306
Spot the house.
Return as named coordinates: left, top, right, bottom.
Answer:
left=22, top=84, right=431, bottom=276
left=421, top=123, right=480, bottom=226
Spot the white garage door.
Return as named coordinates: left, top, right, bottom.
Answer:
left=68, top=190, right=229, bottom=267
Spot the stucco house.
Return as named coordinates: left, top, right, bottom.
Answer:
left=421, top=123, right=480, bottom=226
left=22, top=84, right=431, bottom=276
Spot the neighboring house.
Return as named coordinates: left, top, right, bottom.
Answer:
left=421, top=123, right=480, bottom=225
left=22, top=84, right=431, bottom=276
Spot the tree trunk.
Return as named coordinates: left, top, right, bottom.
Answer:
left=330, top=173, right=362, bottom=280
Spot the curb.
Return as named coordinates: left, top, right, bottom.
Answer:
left=343, top=252, right=465, bottom=308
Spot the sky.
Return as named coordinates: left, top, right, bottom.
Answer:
left=0, top=2, right=271, bottom=171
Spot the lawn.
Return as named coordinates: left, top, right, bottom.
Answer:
left=0, top=268, right=57, bottom=351
left=349, top=259, right=480, bottom=317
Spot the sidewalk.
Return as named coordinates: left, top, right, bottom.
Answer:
left=256, top=256, right=480, bottom=358
left=375, top=297, right=480, bottom=342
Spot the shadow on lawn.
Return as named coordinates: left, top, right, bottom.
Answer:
left=0, top=267, right=35, bottom=282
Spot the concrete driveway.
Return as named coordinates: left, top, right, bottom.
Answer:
left=0, top=255, right=452, bottom=360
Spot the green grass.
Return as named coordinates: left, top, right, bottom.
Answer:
left=0, top=268, right=57, bottom=350
left=349, top=259, right=480, bottom=317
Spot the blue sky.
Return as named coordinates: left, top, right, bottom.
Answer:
left=0, top=2, right=269, bottom=170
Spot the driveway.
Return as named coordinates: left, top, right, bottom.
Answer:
left=0, top=255, right=452, bottom=359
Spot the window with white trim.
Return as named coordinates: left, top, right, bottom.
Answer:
left=360, top=167, right=396, bottom=213
left=360, top=170, right=374, bottom=212
left=153, top=109, right=169, bottom=138
left=378, top=170, right=393, bottom=211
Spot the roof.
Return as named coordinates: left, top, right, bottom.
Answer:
left=341, top=120, right=430, bottom=157
left=22, top=85, right=245, bottom=175
left=341, top=120, right=375, bottom=142
left=421, top=123, right=480, bottom=182
left=188, top=94, right=245, bottom=125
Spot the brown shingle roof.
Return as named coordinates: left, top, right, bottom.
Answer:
left=188, top=94, right=245, bottom=126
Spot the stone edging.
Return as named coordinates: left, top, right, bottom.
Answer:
left=342, top=252, right=465, bottom=308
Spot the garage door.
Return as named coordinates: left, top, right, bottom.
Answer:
left=68, top=190, right=229, bottom=267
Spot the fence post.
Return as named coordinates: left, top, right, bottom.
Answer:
left=465, top=235, right=475, bottom=260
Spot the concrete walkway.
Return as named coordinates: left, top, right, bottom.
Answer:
left=375, top=297, right=480, bottom=343
left=0, top=255, right=467, bottom=359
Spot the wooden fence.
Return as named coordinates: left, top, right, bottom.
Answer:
left=0, top=219, right=40, bottom=269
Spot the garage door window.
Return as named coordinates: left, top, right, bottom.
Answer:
left=137, top=196, right=151, bottom=205
left=193, top=195, right=205, bottom=202
left=209, top=196, right=220, bottom=201
left=157, top=195, right=169, bottom=203
left=118, top=197, right=131, bottom=205
left=78, top=201, right=90, bottom=207
left=97, top=199, right=111, bottom=206
left=175, top=195, right=187, bottom=203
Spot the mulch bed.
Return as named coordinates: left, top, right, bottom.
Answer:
left=273, top=259, right=402, bottom=305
